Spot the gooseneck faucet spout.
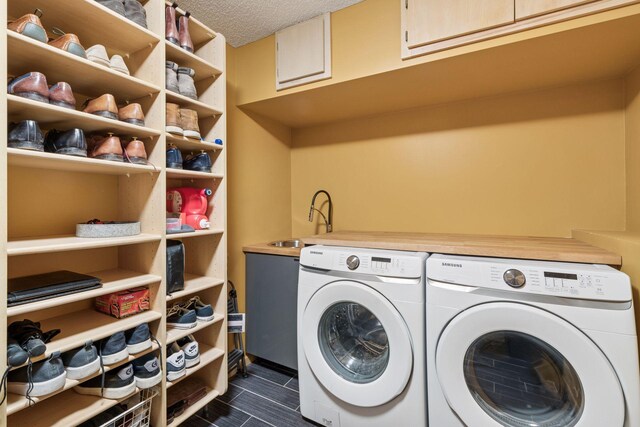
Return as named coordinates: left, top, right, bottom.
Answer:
left=308, top=190, right=333, bottom=233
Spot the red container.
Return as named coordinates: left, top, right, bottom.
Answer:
left=167, top=187, right=213, bottom=230
left=96, top=287, right=150, bottom=318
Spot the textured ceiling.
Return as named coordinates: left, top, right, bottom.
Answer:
left=176, top=0, right=363, bottom=47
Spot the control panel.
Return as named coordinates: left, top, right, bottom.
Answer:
left=428, top=254, right=631, bottom=302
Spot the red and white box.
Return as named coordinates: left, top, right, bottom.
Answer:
left=96, top=287, right=150, bottom=318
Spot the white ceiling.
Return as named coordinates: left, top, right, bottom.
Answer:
left=176, top=0, right=363, bottom=47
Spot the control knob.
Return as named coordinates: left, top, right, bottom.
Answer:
left=346, top=255, right=360, bottom=270
left=503, top=269, right=526, bottom=288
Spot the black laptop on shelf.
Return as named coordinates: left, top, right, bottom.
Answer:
left=8, top=270, right=103, bottom=307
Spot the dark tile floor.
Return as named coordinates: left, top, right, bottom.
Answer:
left=184, top=360, right=318, bottom=427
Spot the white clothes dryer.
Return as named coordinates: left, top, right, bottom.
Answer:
left=426, top=254, right=640, bottom=427
left=298, top=246, right=428, bottom=427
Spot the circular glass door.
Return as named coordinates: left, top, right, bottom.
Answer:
left=302, top=281, right=413, bottom=407
left=436, top=302, right=624, bottom=427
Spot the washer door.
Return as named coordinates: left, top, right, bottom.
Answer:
left=302, top=281, right=413, bottom=407
left=436, top=302, right=624, bottom=427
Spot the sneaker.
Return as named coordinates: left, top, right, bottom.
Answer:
left=97, top=331, right=128, bottom=365
left=62, top=341, right=100, bottom=380
left=132, top=353, right=162, bottom=389
left=94, top=0, right=126, bottom=16
left=181, top=296, right=215, bottom=322
left=176, top=335, right=199, bottom=368
left=75, top=363, right=136, bottom=399
left=166, top=145, right=183, bottom=169
left=167, top=305, right=197, bottom=329
left=177, top=67, right=197, bottom=99
left=8, top=319, right=60, bottom=358
left=8, top=352, right=66, bottom=397
left=124, top=0, right=147, bottom=28
left=125, top=324, right=151, bottom=355
left=7, top=338, right=28, bottom=367
left=166, top=345, right=186, bottom=381
left=183, top=151, right=211, bottom=173
left=8, top=120, right=45, bottom=152
left=166, top=61, right=179, bottom=93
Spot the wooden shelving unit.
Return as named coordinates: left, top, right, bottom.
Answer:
left=2, top=0, right=227, bottom=425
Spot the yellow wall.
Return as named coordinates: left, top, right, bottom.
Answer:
left=226, top=45, right=293, bottom=315
left=291, top=79, right=626, bottom=238
left=626, top=66, right=640, bottom=231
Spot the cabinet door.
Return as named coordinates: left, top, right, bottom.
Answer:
left=515, top=0, right=598, bottom=20
left=406, top=0, right=515, bottom=49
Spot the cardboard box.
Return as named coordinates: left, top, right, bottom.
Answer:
left=96, top=287, right=150, bottom=318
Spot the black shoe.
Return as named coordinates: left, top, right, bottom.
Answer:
left=8, top=319, right=60, bottom=358
left=45, top=128, right=88, bottom=157
left=166, top=145, right=183, bottom=169
left=75, top=363, right=136, bottom=399
left=8, top=120, right=44, bottom=151
left=183, top=151, right=211, bottom=173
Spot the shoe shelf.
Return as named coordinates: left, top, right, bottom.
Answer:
left=8, top=95, right=162, bottom=138
left=6, top=343, right=160, bottom=415
left=7, top=147, right=159, bottom=176
left=8, top=309, right=162, bottom=370
left=166, top=229, right=224, bottom=240
left=7, top=233, right=162, bottom=256
left=7, top=31, right=161, bottom=101
left=8, top=0, right=160, bottom=55
left=168, top=387, right=218, bottom=426
left=8, top=269, right=162, bottom=317
left=8, top=386, right=142, bottom=427
left=166, top=344, right=225, bottom=389
left=166, top=274, right=225, bottom=302
left=165, top=41, right=222, bottom=80
left=166, top=168, right=224, bottom=180
left=166, top=314, right=224, bottom=345
left=165, top=133, right=223, bottom=152
left=165, top=90, right=223, bottom=117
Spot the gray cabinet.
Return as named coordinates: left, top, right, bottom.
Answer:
left=246, top=253, right=300, bottom=370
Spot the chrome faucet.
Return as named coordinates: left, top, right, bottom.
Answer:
left=308, top=190, right=333, bottom=233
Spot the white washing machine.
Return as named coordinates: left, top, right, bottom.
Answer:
left=426, top=253, right=640, bottom=427
left=298, top=246, right=428, bottom=427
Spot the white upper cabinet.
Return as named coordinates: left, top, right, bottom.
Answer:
left=515, top=0, right=598, bottom=19
left=276, top=13, right=332, bottom=90
left=406, top=0, right=515, bottom=49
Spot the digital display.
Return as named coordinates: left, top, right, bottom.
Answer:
left=544, top=272, right=578, bottom=280
left=372, top=257, right=391, bottom=263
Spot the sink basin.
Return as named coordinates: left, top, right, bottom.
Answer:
left=270, top=239, right=304, bottom=248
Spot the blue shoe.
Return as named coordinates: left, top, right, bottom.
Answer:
left=166, top=144, right=183, bottom=169
left=166, top=306, right=197, bottom=329
left=132, top=353, right=162, bottom=389
left=8, top=352, right=66, bottom=397
left=166, top=344, right=186, bottom=382
left=125, top=323, right=151, bottom=355
left=176, top=335, right=199, bottom=368
left=181, top=296, right=214, bottom=322
left=97, top=331, right=128, bottom=365
left=183, top=151, right=211, bottom=173
left=62, top=341, right=100, bottom=380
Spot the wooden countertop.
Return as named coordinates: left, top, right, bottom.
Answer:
left=243, top=241, right=303, bottom=257
left=302, top=231, right=621, bottom=265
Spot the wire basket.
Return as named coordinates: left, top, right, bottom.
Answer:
left=98, top=387, right=159, bottom=427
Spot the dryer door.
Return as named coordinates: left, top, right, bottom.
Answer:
left=436, top=302, right=624, bottom=427
left=301, top=280, right=413, bottom=407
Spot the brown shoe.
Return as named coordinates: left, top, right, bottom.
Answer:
left=48, top=33, right=87, bottom=59
left=118, top=103, right=145, bottom=126
left=83, top=94, right=118, bottom=120
left=8, top=12, right=47, bottom=43
left=178, top=14, right=194, bottom=53
left=180, top=108, right=200, bottom=139
left=165, top=4, right=179, bottom=45
left=123, top=137, right=147, bottom=164
left=89, top=133, right=123, bottom=162
left=166, top=103, right=183, bottom=135
left=49, top=82, right=76, bottom=110
left=7, top=72, right=49, bottom=103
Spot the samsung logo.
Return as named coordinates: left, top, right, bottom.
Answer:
left=310, top=251, right=323, bottom=255
left=442, top=262, right=463, bottom=268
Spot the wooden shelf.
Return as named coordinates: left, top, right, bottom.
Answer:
left=8, top=269, right=162, bottom=317
left=166, top=344, right=225, bottom=388
left=8, top=0, right=160, bottom=55
left=166, top=229, right=224, bottom=240
left=7, top=234, right=162, bottom=256
left=165, top=90, right=223, bottom=117
left=7, top=343, right=158, bottom=415
left=7, top=148, right=158, bottom=175
left=166, top=41, right=222, bottom=81
left=9, top=309, right=162, bottom=370
left=166, top=168, right=223, bottom=180
left=167, top=274, right=225, bottom=302
left=8, top=387, right=141, bottom=427
left=166, top=314, right=224, bottom=344
left=7, top=31, right=160, bottom=100
left=168, top=387, right=219, bottom=426
left=166, top=133, right=223, bottom=152
left=7, top=95, right=161, bottom=138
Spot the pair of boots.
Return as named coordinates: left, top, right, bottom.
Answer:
left=166, top=62, right=197, bottom=100
left=166, top=103, right=200, bottom=140
left=166, top=4, right=193, bottom=53
left=95, top=0, right=147, bottom=29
